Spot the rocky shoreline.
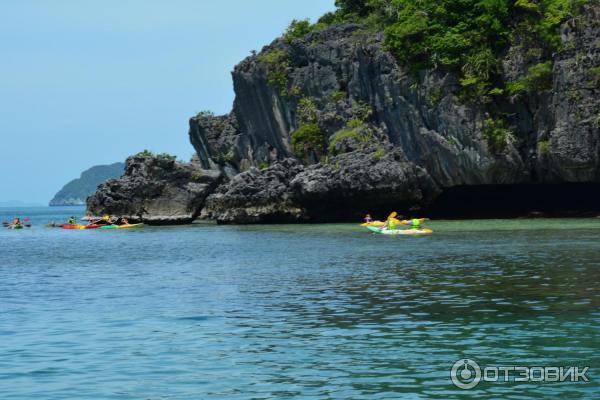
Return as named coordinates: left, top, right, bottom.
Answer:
left=88, top=5, right=599, bottom=225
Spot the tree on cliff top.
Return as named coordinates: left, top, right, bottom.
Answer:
left=317, top=0, right=588, bottom=101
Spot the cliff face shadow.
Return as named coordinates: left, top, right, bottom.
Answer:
left=302, top=193, right=420, bottom=223
left=425, top=183, right=600, bottom=219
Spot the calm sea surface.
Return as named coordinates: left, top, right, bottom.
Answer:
left=1, top=207, right=599, bottom=399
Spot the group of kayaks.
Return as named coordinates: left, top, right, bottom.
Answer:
left=7, top=212, right=426, bottom=234
left=361, top=212, right=433, bottom=236
left=61, top=223, right=144, bottom=230
left=59, top=215, right=144, bottom=230
left=3, top=216, right=144, bottom=231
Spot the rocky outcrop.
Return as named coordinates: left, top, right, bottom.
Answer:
left=87, top=155, right=222, bottom=224
left=90, top=5, right=599, bottom=224
left=50, top=162, right=124, bottom=206
left=202, top=148, right=438, bottom=223
left=201, top=158, right=306, bottom=223
left=188, top=4, right=598, bottom=223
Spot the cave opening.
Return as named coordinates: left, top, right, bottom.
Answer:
left=425, top=183, right=600, bottom=219
left=303, top=183, right=600, bottom=222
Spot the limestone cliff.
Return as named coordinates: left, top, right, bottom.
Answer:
left=89, top=4, right=600, bottom=224
left=191, top=4, right=599, bottom=223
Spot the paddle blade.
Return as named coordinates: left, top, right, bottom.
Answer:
left=388, top=211, right=397, bottom=219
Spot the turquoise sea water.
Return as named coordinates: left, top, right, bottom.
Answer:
left=1, top=207, right=599, bottom=399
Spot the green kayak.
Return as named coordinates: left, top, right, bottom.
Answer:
left=99, top=223, right=144, bottom=230
left=367, top=226, right=433, bottom=235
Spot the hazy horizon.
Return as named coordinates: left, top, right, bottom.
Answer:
left=0, top=0, right=334, bottom=204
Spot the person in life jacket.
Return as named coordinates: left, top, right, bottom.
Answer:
left=364, top=214, right=373, bottom=223
left=91, top=214, right=111, bottom=226
left=401, top=218, right=428, bottom=230
left=116, top=217, right=129, bottom=226
left=12, top=218, right=22, bottom=228
left=386, top=216, right=397, bottom=230
left=67, top=216, right=76, bottom=225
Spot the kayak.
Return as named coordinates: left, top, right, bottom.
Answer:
left=118, top=223, right=144, bottom=229
left=62, top=224, right=87, bottom=230
left=360, top=220, right=386, bottom=227
left=360, top=218, right=402, bottom=228
left=99, top=223, right=144, bottom=230
left=3, top=223, right=25, bottom=229
left=61, top=224, right=101, bottom=230
left=367, top=226, right=433, bottom=235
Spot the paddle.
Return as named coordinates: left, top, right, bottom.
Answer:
left=3, top=218, right=30, bottom=227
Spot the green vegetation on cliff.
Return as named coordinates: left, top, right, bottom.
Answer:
left=291, top=97, right=325, bottom=158
left=135, top=150, right=177, bottom=161
left=287, top=0, right=588, bottom=101
left=257, top=49, right=291, bottom=96
left=291, top=123, right=325, bottom=158
left=275, top=0, right=589, bottom=154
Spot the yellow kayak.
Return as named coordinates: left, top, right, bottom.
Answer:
left=361, top=218, right=402, bottom=227
left=118, top=223, right=144, bottom=229
left=99, top=223, right=144, bottom=229
left=361, top=221, right=385, bottom=227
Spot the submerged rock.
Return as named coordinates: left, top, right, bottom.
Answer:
left=87, top=155, right=222, bottom=225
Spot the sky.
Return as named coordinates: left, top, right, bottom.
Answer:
left=0, top=0, right=335, bottom=204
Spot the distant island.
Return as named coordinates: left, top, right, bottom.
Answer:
left=50, top=162, right=125, bottom=206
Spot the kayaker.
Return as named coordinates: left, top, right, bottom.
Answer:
left=402, top=218, right=428, bottom=230
left=67, top=216, right=77, bottom=225
left=11, top=218, right=22, bottom=229
left=118, top=217, right=129, bottom=226
left=93, top=214, right=111, bottom=226
left=386, top=216, right=397, bottom=230
left=364, top=214, right=373, bottom=223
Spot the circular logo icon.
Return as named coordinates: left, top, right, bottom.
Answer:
left=451, top=359, right=482, bottom=389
